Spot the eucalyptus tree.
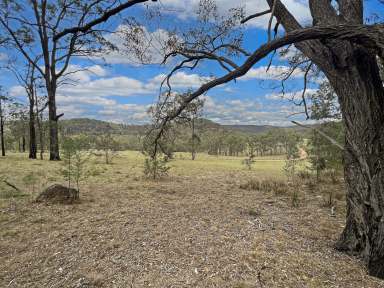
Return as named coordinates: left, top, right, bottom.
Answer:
left=0, top=0, right=157, bottom=160
left=7, top=59, right=42, bottom=159
left=147, top=0, right=384, bottom=277
left=0, top=87, right=8, bottom=156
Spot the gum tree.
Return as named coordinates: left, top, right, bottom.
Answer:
left=0, top=0, right=156, bottom=160
left=150, top=0, right=384, bottom=278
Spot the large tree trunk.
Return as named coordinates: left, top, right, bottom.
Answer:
left=29, top=101, right=37, bottom=159
left=329, top=48, right=384, bottom=278
left=0, top=99, right=5, bottom=157
left=191, top=117, right=196, bottom=160
left=22, top=135, right=26, bottom=153
left=47, top=87, right=60, bottom=161
left=0, top=116, right=5, bottom=157
left=37, top=109, right=44, bottom=160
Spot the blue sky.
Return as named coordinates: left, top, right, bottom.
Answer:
left=1, top=0, right=383, bottom=126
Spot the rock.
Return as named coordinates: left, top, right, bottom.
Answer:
left=35, top=184, right=78, bottom=204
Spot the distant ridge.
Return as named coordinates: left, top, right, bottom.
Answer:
left=60, top=117, right=310, bottom=136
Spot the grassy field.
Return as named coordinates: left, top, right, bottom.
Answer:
left=0, top=151, right=382, bottom=287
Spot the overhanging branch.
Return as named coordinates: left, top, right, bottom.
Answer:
left=152, top=23, right=384, bottom=150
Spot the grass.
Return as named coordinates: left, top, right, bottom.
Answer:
left=0, top=151, right=381, bottom=287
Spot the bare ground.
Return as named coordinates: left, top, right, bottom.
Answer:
left=1, top=171, right=383, bottom=288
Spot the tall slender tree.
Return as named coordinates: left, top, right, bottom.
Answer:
left=0, top=87, right=7, bottom=156
left=0, top=0, right=156, bottom=160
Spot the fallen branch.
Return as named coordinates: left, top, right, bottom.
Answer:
left=3, top=180, right=21, bottom=192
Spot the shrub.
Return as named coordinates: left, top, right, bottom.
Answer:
left=240, top=178, right=290, bottom=195
left=291, top=190, right=300, bottom=207
left=143, top=155, right=170, bottom=180
left=61, top=137, right=91, bottom=195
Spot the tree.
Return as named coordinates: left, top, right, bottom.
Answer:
left=7, top=58, right=43, bottom=159
left=0, top=0, right=157, bottom=160
left=7, top=101, right=28, bottom=153
left=149, top=0, right=384, bottom=277
left=0, top=87, right=8, bottom=156
left=95, top=132, right=119, bottom=164
left=308, top=80, right=343, bottom=180
left=61, top=137, right=90, bottom=196
left=35, top=94, right=47, bottom=160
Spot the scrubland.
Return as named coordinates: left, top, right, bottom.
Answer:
left=0, top=152, right=382, bottom=287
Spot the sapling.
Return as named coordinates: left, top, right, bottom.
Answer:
left=61, top=137, right=90, bottom=197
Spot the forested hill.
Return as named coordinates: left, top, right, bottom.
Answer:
left=60, top=118, right=308, bottom=136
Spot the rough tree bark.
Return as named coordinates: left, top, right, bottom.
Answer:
left=330, top=52, right=384, bottom=276
left=35, top=97, right=44, bottom=160
left=46, top=85, right=60, bottom=160
left=264, top=0, right=384, bottom=277
left=191, top=117, right=196, bottom=160
left=0, top=97, right=5, bottom=157
left=158, top=0, right=384, bottom=278
left=28, top=99, right=37, bottom=159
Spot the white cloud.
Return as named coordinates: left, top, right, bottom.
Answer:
left=148, top=71, right=213, bottom=89
left=241, top=65, right=305, bottom=81
left=200, top=95, right=304, bottom=126
left=158, top=0, right=311, bottom=28
left=9, top=85, right=26, bottom=98
left=265, top=89, right=316, bottom=101
left=61, top=64, right=108, bottom=83
left=97, top=25, right=177, bottom=65
left=0, top=52, right=7, bottom=61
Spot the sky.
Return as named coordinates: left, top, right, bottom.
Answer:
left=1, top=0, right=384, bottom=126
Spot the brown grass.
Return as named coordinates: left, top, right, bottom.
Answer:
left=0, top=152, right=382, bottom=287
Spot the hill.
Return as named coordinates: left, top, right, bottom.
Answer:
left=60, top=118, right=309, bottom=136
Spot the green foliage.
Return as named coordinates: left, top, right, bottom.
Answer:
left=307, top=122, right=344, bottom=178
left=310, top=81, right=341, bottom=120
left=22, top=172, right=39, bottom=194
left=60, top=137, right=91, bottom=195
left=242, top=139, right=256, bottom=170
left=291, top=190, right=300, bottom=208
left=95, top=132, right=119, bottom=164
left=282, top=132, right=301, bottom=180
left=143, top=155, right=171, bottom=180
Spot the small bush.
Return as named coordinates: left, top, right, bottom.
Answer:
left=297, top=170, right=311, bottom=179
left=247, top=208, right=260, bottom=217
left=240, top=179, right=290, bottom=195
left=22, top=172, right=39, bottom=195
left=143, top=156, right=170, bottom=180
left=322, top=169, right=340, bottom=184
left=291, top=190, right=300, bottom=207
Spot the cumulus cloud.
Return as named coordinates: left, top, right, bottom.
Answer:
left=61, top=64, right=108, bottom=83
left=158, top=0, right=311, bottom=28
left=265, top=89, right=316, bottom=101
left=148, top=71, right=213, bottom=89
left=201, top=95, right=304, bottom=126
left=96, top=25, right=176, bottom=65
left=241, top=65, right=305, bottom=81
left=0, top=52, right=7, bottom=61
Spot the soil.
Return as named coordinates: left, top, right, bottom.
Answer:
left=1, top=172, right=383, bottom=287
left=35, top=184, right=79, bottom=204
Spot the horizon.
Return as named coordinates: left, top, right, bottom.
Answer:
left=2, top=1, right=381, bottom=126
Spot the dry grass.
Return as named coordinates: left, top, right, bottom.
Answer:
left=0, top=152, right=382, bottom=287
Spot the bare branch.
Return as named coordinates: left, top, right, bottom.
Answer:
left=152, top=23, right=384, bottom=150
left=241, top=10, right=271, bottom=24
left=53, top=0, right=154, bottom=41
